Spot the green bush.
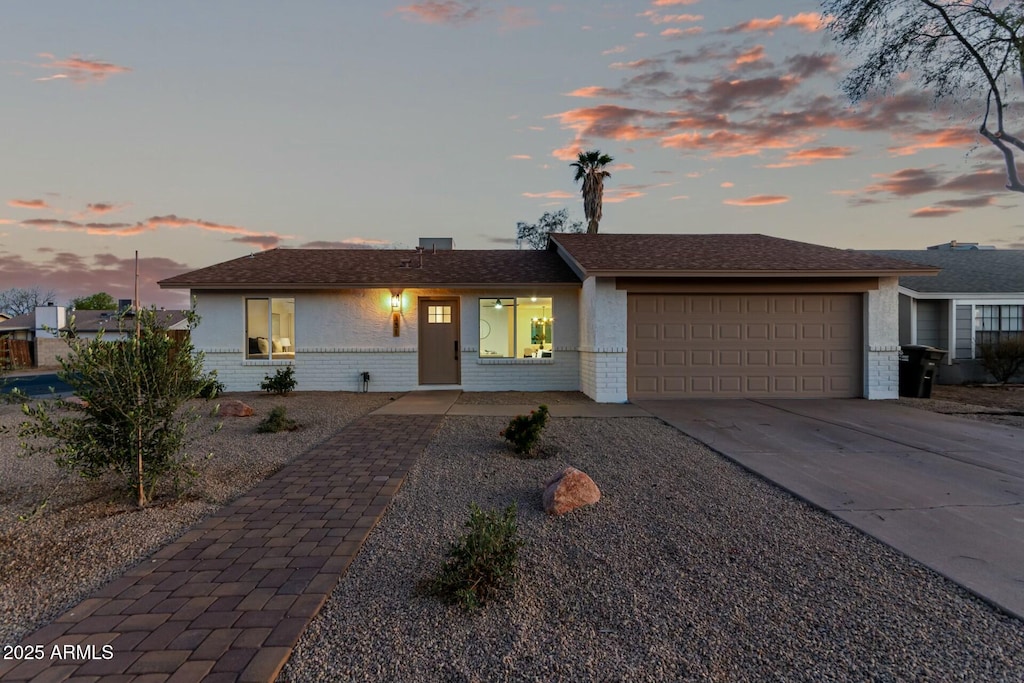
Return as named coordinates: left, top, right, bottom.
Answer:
left=16, top=308, right=208, bottom=507
left=260, top=366, right=296, bottom=396
left=978, top=337, right=1024, bottom=384
left=256, top=405, right=298, bottom=433
left=499, top=404, right=549, bottom=456
left=423, top=502, right=524, bottom=609
left=196, top=372, right=225, bottom=399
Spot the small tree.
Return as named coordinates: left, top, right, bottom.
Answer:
left=516, top=209, right=585, bottom=250
left=17, top=308, right=208, bottom=507
left=977, top=337, right=1024, bottom=384
left=70, top=292, right=118, bottom=310
left=0, top=286, right=58, bottom=316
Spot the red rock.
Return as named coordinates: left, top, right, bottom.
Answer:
left=217, top=399, right=254, bottom=417
left=543, top=466, right=600, bottom=516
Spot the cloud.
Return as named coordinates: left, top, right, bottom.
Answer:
left=764, top=145, right=856, bottom=168
left=720, top=181, right=734, bottom=188
left=393, top=1, right=482, bottom=25
left=298, top=238, right=392, bottom=249
left=17, top=213, right=288, bottom=247
left=500, top=6, right=540, bottom=30
left=0, top=251, right=191, bottom=308
left=723, top=195, right=790, bottom=206
left=7, top=199, right=50, bottom=210
left=653, top=0, right=700, bottom=5
left=33, top=54, right=131, bottom=84
left=660, top=27, right=703, bottom=38
left=910, top=206, right=959, bottom=218
left=887, top=128, right=979, bottom=156
left=523, top=191, right=575, bottom=199
left=508, top=154, right=532, bottom=160
left=83, top=202, right=129, bottom=216
left=602, top=45, right=628, bottom=55
left=231, top=235, right=282, bottom=249
left=721, top=13, right=823, bottom=34
left=638, top=10, right=703, bottom=25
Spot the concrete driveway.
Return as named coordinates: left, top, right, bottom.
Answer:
left=637, top=398, right=1024, bottom=620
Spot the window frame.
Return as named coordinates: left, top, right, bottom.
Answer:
left=974, top=304, right=1023, bottom=353
left=477, top=296, right=554, bottom=359
left=245, top=297, right=295, bottom=360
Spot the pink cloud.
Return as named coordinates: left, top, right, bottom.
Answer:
left=7, top=199, right=50, bottom=210
left=638, top=10, right=703, bottom=24
left=299, top=238, right=392, bottom=249
left=653, top=0, right=700, bottom=4
left=34, top=54, right=131, bottom=84
left=393, top=1, right=482, bottom=25
left=887, top=128, right=979, bottom=156
left=723, top=195, right=790, bottom=206
left=910, top=206, right=959, bottom=218
left=0, top=251, right=191, bottom=308
left=522, top=191, right=574, bottom=199
left=17, top=213, right=288, bottom=248
left=661, top=27, right=703, bottom=38
left=722, top=13, right=823, bottom=34
left=508, top=154, right=532, bottom=160
left=764, top=146, right=856, bottom=168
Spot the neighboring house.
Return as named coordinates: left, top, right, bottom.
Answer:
left=158, top=234, right=936, bottom=402
left=0, top=305, right=189, bottom=367
left=867, top=248, right=1024, bottom=384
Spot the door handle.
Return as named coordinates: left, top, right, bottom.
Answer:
left=454, top=339, right=459, bottom=361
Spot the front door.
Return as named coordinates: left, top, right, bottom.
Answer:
left=418, top=298, right=460, bottom=385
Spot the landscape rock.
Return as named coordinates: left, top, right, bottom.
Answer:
left=542, top=466, right=600, bottom=516
left=218, top=400, right=255, bottom=417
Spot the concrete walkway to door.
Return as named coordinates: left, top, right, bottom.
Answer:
left=638, top=399, right=1024, bottom=620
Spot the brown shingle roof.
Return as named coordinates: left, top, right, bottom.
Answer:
left=551, top=233, right=941, bottom=277
left=159, top=248, right=582, bottom=289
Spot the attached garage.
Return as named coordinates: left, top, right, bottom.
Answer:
left=627, top=293, right=862, bottom=399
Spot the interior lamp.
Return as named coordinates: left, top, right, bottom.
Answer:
left=494, top=299, right=503, bottom=310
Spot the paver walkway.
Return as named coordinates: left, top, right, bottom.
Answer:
left=0, top=413, right=442, bottom=683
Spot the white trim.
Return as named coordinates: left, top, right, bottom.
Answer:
left=298, top=347, right=416, bottom=353
left=476, top=358, right=555, bottom=365
left=900, top=287, right=1024, bottom=301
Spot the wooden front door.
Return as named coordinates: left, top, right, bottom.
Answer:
left=418, top=298, right=461, bottom=385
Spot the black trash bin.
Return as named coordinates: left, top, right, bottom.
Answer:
left=899, top=345, right=947, bottom=398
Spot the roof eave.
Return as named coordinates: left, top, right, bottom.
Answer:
left=160, top=281, right=582, bottom=290
left=578, top=268, right=941, bottom=278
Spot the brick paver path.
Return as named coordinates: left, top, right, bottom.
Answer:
left=0, top=414, right=442, bottom=682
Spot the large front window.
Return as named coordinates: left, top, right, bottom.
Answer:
left=976, top=305, right=1023, bottom=349
left=479, top=297, right=553, bottom=358
left=246, top=298, right=295, bottom=359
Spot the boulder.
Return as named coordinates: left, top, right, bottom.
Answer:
left=542, top=466, right=600, bottom=516
left=217, top=400, right=254, bottom=417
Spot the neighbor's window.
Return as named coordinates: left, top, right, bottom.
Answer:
left=976, top=304, right=1023, bottom=349
left=246, top=298, right=295, bottom=359
left=478, top=297, right=553, bottom=358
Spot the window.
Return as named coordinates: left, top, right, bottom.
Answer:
left=246, top=298, right=295, bottom=359
left=976, top=305, right=1023, bottom=348
left=478, top=297, right=553, bottom=358
left=428, top=305, right=452, bottom=324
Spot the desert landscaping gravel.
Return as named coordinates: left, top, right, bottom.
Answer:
left=282, top=415, right=1024, bottom=683
left=0, top=391, right=391, bottom=645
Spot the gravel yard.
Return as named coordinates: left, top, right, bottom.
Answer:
left=0, top=391, right=391, bottom=645
left=2, top=383, right=1023, bottom=681
left=897, top=384, right=1024, bottom=429
left=282, top=414, right=1024, bottom=683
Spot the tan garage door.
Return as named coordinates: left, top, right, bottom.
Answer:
left=628, top=294, right=862, bottom=399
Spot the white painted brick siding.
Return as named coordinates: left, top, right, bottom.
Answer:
left=864, top=278, right=901, bottom=399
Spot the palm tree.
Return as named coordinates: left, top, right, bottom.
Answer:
left=571, top=150, right=613, bottom=234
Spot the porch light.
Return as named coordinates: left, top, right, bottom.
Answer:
left=391, top=294, right=402, bottom=311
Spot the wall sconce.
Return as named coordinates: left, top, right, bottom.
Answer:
left=391, top=292, right=402, bottom=337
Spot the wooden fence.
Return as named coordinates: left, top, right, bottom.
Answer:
left=1, top=338, right=33, bottom=369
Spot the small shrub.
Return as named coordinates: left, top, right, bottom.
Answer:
left=196, top=372, right=225, bottom=399
left=260, top=366, right=296, bottom=396
left=423, top=502, right=524, bottom=609
left=256, top=405, right=299, bottom=433
left=500, top=404, right=549, bottom=456
left=978, top=337, right=1024, bottom=385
